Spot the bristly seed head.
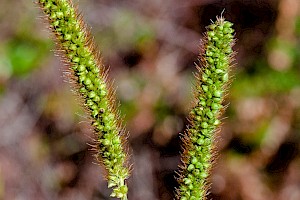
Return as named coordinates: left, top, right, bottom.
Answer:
left=37, top=0, right=130, bottom=199
left=177, top=15, right=235, bottom=200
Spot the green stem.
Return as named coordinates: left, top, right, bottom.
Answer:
left=37, top=0, right=130, bottom=199
left=178, top=16, right=235, bottom=200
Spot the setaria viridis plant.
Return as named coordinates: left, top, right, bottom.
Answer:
left=177, top=16, right=235, bottom=200
left=37, top=0, right=130, bottom=199
left=36, top=0, right=235, bottom=199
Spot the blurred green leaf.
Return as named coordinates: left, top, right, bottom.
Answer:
left=6, top=37, right=51, bottom=76
left=232, top=65, right=300, bottom=98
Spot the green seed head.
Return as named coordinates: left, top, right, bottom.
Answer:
left=178, top=15, right=235, bottom=200
left=38, top=0, right=130, bottom=199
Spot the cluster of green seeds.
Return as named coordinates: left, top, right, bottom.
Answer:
left=178, top=17, right=235, bottom=200
left=38, top=0, right=129, bottom=199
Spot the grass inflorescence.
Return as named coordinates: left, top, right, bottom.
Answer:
left=37, top=1, right=236, bottom=198
left=177, top=16, right=235, bottom=200
left=37, top=0, right=130, bottom=199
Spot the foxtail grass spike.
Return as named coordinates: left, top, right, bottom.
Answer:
left=177, top=16, right=235, bottom=200
left=37, top=0, right=130, bottom=199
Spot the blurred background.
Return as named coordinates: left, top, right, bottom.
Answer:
left=0, top=0, right=300, bottom=199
